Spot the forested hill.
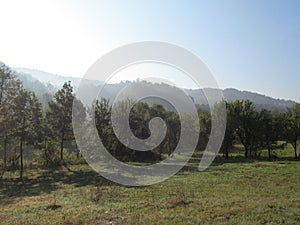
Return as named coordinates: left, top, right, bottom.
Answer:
left=12, top=66, right=296, bottom=111
left=13, top=67, right=83, bottom=89
left=188, top=88, right=295, bottom=111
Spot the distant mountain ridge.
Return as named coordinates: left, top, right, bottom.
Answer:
left=223, top=88, right=295, bottom=108
left=13, top=67, right=83, bottom=88
left=10, top=66, right=297, bottom=111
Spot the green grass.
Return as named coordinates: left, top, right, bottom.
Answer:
left=1, top=154, right=300, bottom=224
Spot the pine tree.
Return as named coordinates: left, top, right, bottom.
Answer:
left=0, top=63, right=22, bottom=173
left=14, top=90, right=42, bottom=178
left=47, top=81, right=75, bottom=162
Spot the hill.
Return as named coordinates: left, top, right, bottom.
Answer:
left=10, top=66, right=297, bottom=111
left=13, top=68, right=83, bottom=88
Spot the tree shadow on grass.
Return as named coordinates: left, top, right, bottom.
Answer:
left=178, top=153, right=300, bottom=174
left=0, top=175, right=59, bottom=205
left=1, top=155, right=298, bottom=205
left=0, top=166, right=120, bottom=206
left=212, top=155, right=299, bottom=165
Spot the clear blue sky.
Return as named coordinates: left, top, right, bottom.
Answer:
left=0, top=0, right=299, bottom=101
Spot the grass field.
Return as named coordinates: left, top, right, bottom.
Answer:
left=1, top=150, right=300, bottom=225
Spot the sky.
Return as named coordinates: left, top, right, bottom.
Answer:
left=0, top=0, right=299, bottom=101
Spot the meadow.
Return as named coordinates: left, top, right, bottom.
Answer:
left=1, top=147, right=300, bottom=225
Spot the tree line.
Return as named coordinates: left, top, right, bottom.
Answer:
left=218, top=100, right=300, bottom=159
left=0, top=63, right=300, bottom=179
left=0, top=64, right=85, bottom=178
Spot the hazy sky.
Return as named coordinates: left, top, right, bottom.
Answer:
left=0, top=0, right=299, bottom=101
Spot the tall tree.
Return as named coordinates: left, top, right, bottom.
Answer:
left=259, top=109, right=284, bottom=159
left=198, top=112, right=211, bottom=151
left=165, top=111, right=180, bottom=156
left=220, top=102, right=236, bottom=159
left=0, top=63, right=21, bottom=172
left=47, top=81, right=75, bottom=162
left=231, top=100, right=259, bottom=157
left=94, top=98, right=112, bottom=144
left=282, top=104, right=300, bottom=158
left=150, top=104, right=167, bottom=159
left=14, top=90, right=42, bottom=178
left=96, top=99, right=129, bottom=160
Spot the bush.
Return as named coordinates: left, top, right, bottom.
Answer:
left=64, top=150, right=87, bottom=165
left=35, top=141, right=61, bottom=166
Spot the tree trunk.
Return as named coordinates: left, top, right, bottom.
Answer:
left=159, top=147, right=162, bottom=161
left=0, top=77, right=4, bottom=105
left=225, top=149, right=229, bottom=159
left=294, top=140, right=297, bottom=158
left=244, top=147, right=248, bottom=158
left=3, top=138, right=7, bottom=170
left=44, top=139, right=48, bottom=165
left=60, top=137, right=64, bottom=162
left=20, top=140, right=23, bottom=179
left=268, top=145, right=271, bottom=159
left=168, top=135, right=171, bottom=156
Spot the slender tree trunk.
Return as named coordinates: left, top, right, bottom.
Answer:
left=241, top=139, right=248, bottom=158
left=159, top=147, right=162, bottom=161
left=3, top=138, right=7, bottom=170
left=168, top=135, right=171, bottom=156
left=0, top=77, right=4, bottom=105
left=20, top=140, right=23, bottom=179
left=44, top=139, right=48, bottom=165
left=60, top=137, right=64, bottom=162
left=294, top=140, right=297, bottom=158
left=1, top=138, right=7, bottom=178
left=268, top=145, right=271, bottom=159
left=244, top=147, right=248, bottom=158
left=225, top=149, right=229, bottom=159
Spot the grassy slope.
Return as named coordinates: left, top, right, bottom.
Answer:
left=1, top=152, right=300, bottom=225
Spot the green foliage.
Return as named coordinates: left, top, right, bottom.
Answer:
left=258, top=109, right=285, bottom=158
left=13, top=89, right=43, bottom=178
left=46, top=81, right=85, bottom=162
left=94, top=99, right=182, bottom=162
left=220, top=102, right=236, bottom=158
left=35, top=140, right=61, bottom=166
left=1, top=61, right=300, bottom=177
left=0, top=63, right=43, bottom=178
left=281, top=103, right=300, bottom=158
left=1, top=62, right=300, bottom=224
left=0, top=63, right=22, bottom=171
left=198, top=112, right=211, bottom=150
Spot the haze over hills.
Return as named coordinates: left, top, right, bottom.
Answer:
left=14, top=68, right=84, bottom=90
left=13, top=67, right=103, bottom=95
left=12, top=66, right=297, bottom=112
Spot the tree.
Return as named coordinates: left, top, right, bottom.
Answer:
left=130, top=102, right=151, bottom=140
left=282, top=104, right=300, bottom=158
left=220, top=102, right=236, bottom=159
left=197, top=112, right=211, bottom=151
left=259, top=109, right=284, bottom=159
left=47, top=81, right=75, bottom=162
left=164, top=110, right=180, bottom=157
left=231, top=100, right=260, bottom=157
left=94, top=98, right=112, bottom=143
left=95, top=99, right=130, bottom=160
left=0, top=63, right=22, bottom=173
left=94, top=99, right=175, bottom=162
left=14, top=90, right=42, bottom=178
left=39, top=119, right=60, bottom=166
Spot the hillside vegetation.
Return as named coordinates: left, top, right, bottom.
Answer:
left=1, top=61, right=300, bottom=224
